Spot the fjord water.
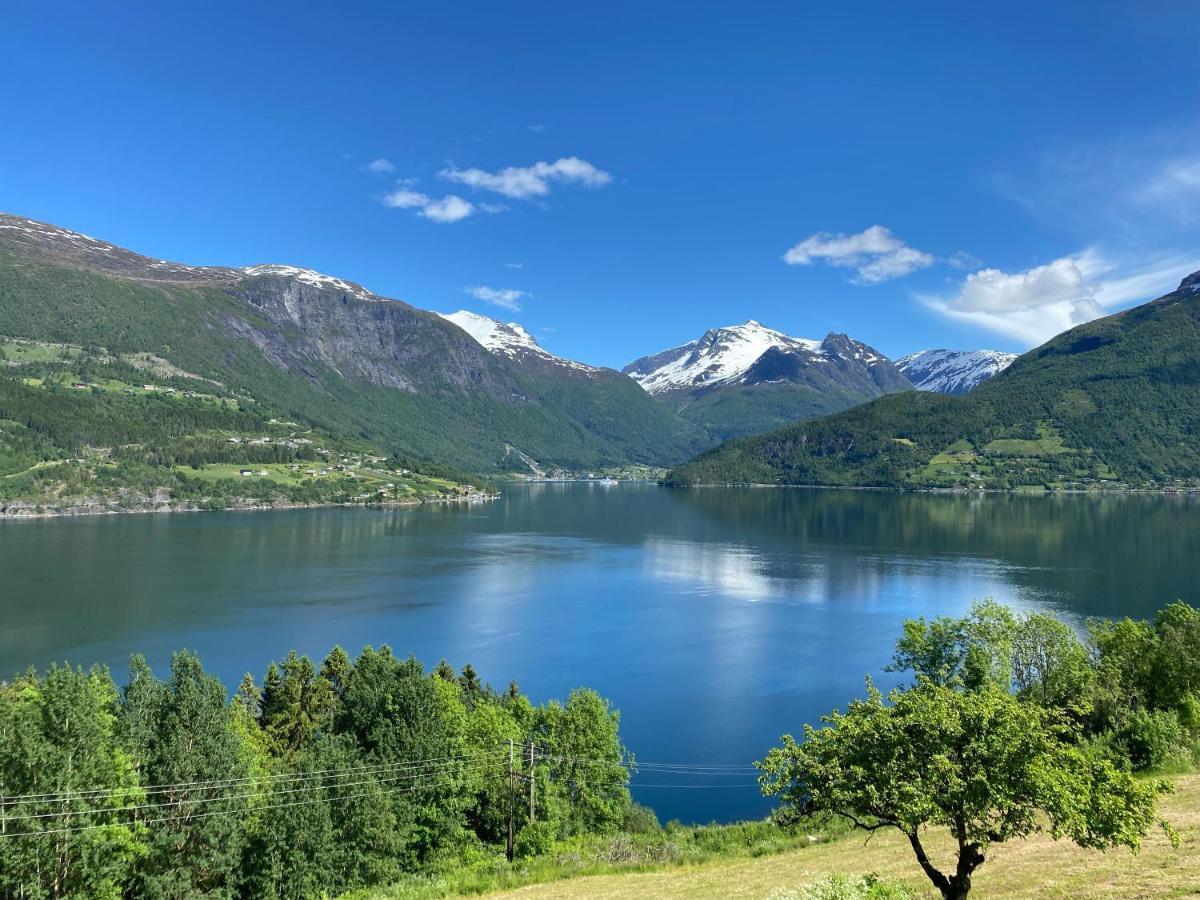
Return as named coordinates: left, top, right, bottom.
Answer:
left=3, top=484, right=1197, bottom=823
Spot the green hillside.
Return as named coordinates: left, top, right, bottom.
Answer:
left=667, top=273, right=1200, bottom=489
left=0, top=218, right=705, bottom=501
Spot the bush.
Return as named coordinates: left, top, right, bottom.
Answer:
left=1116, top=708, right=1190, bottom=771
left=513, top=820, right=556, bottom=860
left=621, top=802, right=662, bottom=834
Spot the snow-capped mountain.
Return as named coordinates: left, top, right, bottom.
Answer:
left=623, top=321, right=820, bottom=395
left=896, top=349, right=1017, bottom=395
left=438, top=310, right=597, bottom=373
left=623, top=320, right=904, bottom=397
left=623, top=320, right=912, bottom=441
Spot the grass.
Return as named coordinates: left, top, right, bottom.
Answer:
left=984, top=424, right=1068, bottom=458
left=0, top=338, right=76, bottom=364
left=349, top=775, right=1200, bottom=899
left=173, top=462, right=463, bottom=497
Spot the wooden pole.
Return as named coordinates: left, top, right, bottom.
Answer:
left=506, top=739, right=515, bottom=862
left=528, top=742, right=536, bottom=823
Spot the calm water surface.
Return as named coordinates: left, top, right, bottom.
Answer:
left=2, top=484, right=1198, bottom=822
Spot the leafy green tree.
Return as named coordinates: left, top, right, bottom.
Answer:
left=120, top=652, right=256, bottom=900
left=0, top=666, right=144, bottom=900
left=889, top=600, right=1018, bottom=691
left=1011, top=613, right=1093, bottom=716
left=534, top=689, right=631, bottom=836
left=758, top=681, right=1170, bottom=900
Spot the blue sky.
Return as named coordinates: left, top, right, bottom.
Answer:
left=2, top=1, right=1197, bottom=368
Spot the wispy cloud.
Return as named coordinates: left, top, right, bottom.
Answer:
left=527, top=124, right=547, bottom=133
left=365, top=158, right=395, bottom=174
left=505, top=262, right=524, bottom=269
left=918, top=250, right=1198, bottom=346
left=783, top=225, right=934, bottom=284
left=466, top=285, right=529, bottom=312
left=440, top=157, right=612, bottom=200
left=383, top=187, right=474, bottom=223
left=992, top=129, right=1200, bottom=239
left=1124, top=155, right=1200, bottom=226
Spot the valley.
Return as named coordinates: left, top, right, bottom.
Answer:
left=0, top=214, right=1022, bottom=515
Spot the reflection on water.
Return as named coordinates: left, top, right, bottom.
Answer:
left=1, top=484, right=1196, bottom=822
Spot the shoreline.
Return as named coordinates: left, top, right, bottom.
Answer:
left=661, top=481, right=1200, bottom=496
left=0, top=490, right=498, bottom=520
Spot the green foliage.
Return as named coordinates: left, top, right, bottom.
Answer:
left=759, top=680, right=1167, bottom=899
left=888, top=599, right=1017, bottom=691
left=668, top=274, right=1200, bottom=488
left=0, top=252, right=703, bottom=476
left=0, top=666, right=144, bottom=900
left=0, top=646, right=635, bottom=898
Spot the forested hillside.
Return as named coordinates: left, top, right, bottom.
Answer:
left=0, top=215, right=704, bottom=483
left=0, top=647, right=631, bottom=898
left=668, top=273, right=1200, bottom=489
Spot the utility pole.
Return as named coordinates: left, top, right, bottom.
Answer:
left=528, top=742, right=536, bottom=823
left=506, top=739, right=515, bottom=862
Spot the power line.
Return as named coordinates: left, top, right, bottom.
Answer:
left=1, top=775, right=464, bottom=841
left=0, top=756, right=505, bottom=824
left=0, top=748, right=509, bottom=807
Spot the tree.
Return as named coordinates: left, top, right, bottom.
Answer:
left=120, top=652, right=256, bottom=900
left=534, top=689, right=631, bottom=836
left=0, top=666, right=144, bottom=900
left=758, top=681, right=1169, bottom=900
left=259, top=651, right=334, bottom=760
left=1011, top=613, right=1093, bottom=716
left=888, top=600, right=1017, bottom=691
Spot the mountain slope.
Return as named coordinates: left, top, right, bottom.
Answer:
left=896, top=349, right=1017, bottom=394
left=667, top=273, right=1200, bottom=489
left=0, top=213, right=702, bottom=473
left=624, top=321, right=913, bottom=441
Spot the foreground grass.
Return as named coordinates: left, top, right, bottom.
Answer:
left=349, top=775, right=1200, bottom=899
left=493, top=775, right=1200, bottom=899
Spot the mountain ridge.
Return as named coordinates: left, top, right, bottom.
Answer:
left=623, top=319, right=913, bottom=442
left=0, top=212, right=703, bottom=473
left=666, top=272, right=1200, bottom=489
left=897, top=349, right=1017, bottom=395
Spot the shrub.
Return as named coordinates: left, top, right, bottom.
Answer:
left=513, top=821, right=556, bottom=860
left=621, top=801, right=662, bottom=834
left=1116, top=708, right=1189, bottom=771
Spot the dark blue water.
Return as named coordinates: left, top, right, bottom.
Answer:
left=2, top=484, right=1197, bottom=823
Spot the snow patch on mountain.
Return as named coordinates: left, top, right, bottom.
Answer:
left=623, top=321, right=824, bottom=395
left=439, top=310, right=598, bottom=372
left=241, top=264, right=376, bottom=301
left=620, top=320, right=914, bottom=396
left=896, top=349, right=1017, bottom=395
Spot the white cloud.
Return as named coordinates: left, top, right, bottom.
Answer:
left=365, top=158, right=395, bottom=174
left=505, top=262, right=524, bottom=269
left=440, top=156, right=612, bottom=199
left=782, top=225, right=934, bottom=284
left=383, top=187, right=475, bottom=223
left=466, top=285, right=529, bottom=312
left=382, top=188, right=428, bottom=209
left=527, top=124, right=547, bottom=133
left=420, top=195, right=475, bottom=223
left=919, top=250, right=1198, bottom=346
